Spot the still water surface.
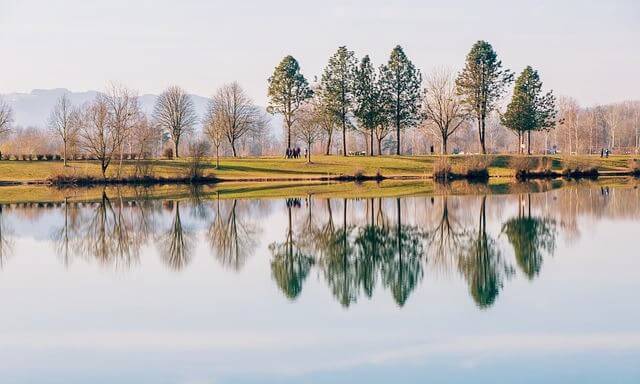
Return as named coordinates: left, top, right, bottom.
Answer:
left=0, top=184, right=639, bottom=383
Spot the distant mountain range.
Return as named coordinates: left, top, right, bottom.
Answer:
left=1, top=88, right=211, bottom=128
left=0, top=88, right=267, bottom=130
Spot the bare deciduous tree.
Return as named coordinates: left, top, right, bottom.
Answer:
left=77, top=95, right=121, bottom=179
left=131, top=115, right=161, bottom=160
left=187, top=138, right=210, bottom=180
left=315, top=99, right=337, bottom=155
left=48, top=94, right=78, bottom=166
left=422, top=69, right=468, bottom=153
left=203, top=99, right=226, bottom=168
left=557, top=96, right=580, bottom=155
left=104, top=84, right=140, bottom=176
left=294, top=102, right=324, bottom=163
left=374, top=123, right=392, bottom=155
left=633, top=103, right=640, bottom=152
left=0, top=99, right=13, bottom=155
left=131, top=115, right=162, bottom=177
left=153, top=86, right=198, bottom=158
left=209, top=82, right=265, bottom=157
left=603, top=103, right=624, bottom=150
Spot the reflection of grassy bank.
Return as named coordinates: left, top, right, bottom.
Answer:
left=1, top=154, right=639, bottom=184
left=2, top=177, right=638, bottom=205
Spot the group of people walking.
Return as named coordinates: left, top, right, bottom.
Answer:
left=285, top=147, right=304, bottom=159
left=600, top=148, right=610, bottom=158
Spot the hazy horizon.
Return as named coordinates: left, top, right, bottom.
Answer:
left=2, top=0, right=639, bottom=108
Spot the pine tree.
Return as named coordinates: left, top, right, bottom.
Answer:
left=320, top=46, right=357, bottom=156
left=380, top=45, right=422, bottom=155
left=501, top=66, right=557, bottom=154
left=354, top=55, right=386, bottom=156
left=456, top=41, right=513, bottom=154
left=267, top=55, right=313, bottom=150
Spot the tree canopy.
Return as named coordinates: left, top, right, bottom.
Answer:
left=501, top=66, right=557, bottom=154
left=320, top=46, right=357, bottom=156
left=456, top=40, right=513, bottom=154
left=354, top=55, right=387, bottom=156
left=267, top=55, right=313, bottom=150
left=380, top=45, right=422, bottom=155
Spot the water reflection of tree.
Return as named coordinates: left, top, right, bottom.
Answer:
left=380, top=198, right=424, bottom=306
left=457, top=196, right=513, bottom=308
left=424, top=196, right=466, bottom=273
left=353, top=199, right=393, bottom=298
left=0, top=205, right=13, bottom=268
left=269, top=199, right=314, bottom=300
left=266, top=197, right=428, bottom=307
left=74, top=191, right=140, bottom=269
left=159, top=200, right=193, bottom=271
left=17, top=181, right=635, bottom=307
left=188, top=185, right=211, bottom=221
left=52, top=197, right=80, bottom=266
left=318, top=199, right=360, bottom=307
left=208, top=199, right=259, bottom=271
left=502, top=194, right=557, bottom=279
left=51, top=190, right=158, bottom=269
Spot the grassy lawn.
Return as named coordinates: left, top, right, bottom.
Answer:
left=0, top=155, right=435, bottom=182
left=0, top=154, right=638, bottom=183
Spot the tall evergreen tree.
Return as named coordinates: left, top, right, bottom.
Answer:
left=380, top=45, right=422, bottom=155
left=501, top=66, right=557, bottom=154
left=320, top=46, right=357, bottom=156
left=267, top=55, right=313, bottom=150
left=456, top=40, right=513, bottom=154
left=354, top=55, right=386, bottom=156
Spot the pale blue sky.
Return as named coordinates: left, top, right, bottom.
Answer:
left=1, top=0, right=638, bottom=106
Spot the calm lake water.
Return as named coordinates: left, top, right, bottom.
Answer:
left=0, top=183, right=639, bottom=383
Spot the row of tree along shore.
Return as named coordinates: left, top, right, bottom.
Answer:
left=267, top=41, right=543, bottom=158
left=0, top=41, right=639, bottom=181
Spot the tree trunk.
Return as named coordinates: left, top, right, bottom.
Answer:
left=611, top=129, right=615, bottom=150
left=396, top=118, right=401, bottom=155
left=287, top=120, right=292, bottom=150
left=307, top=142, right=311, bottom=163
left=377, top=138, right=382, bottom=156
left=325, top=133, right=332, bottom=155
left=231, top=141, right=237, bottom=157
left=342, top=119, right=347, bottom=156
left=174, top=138, right=180, bottom=158
left=101, top=161, right=107, bottom=180
left=544, top=132, right=549, bottom=155
left=215, top=146, right=220, bottom=168
left=370, top=129, right=374, bottom=156
left=479, top=117, right=486, bottom=154
left=527, top=130, right=532, bottom=155
left=442, top=136, right=448, bottom=154
left=117, top=142, right=124, bottom=179
left=63, top=142, right=67, bottom=167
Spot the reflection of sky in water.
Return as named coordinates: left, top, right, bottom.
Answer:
left=0, top=186, right=639, bottom=383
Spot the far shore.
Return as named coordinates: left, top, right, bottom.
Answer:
left=0, top=154, right=639, bottom=186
